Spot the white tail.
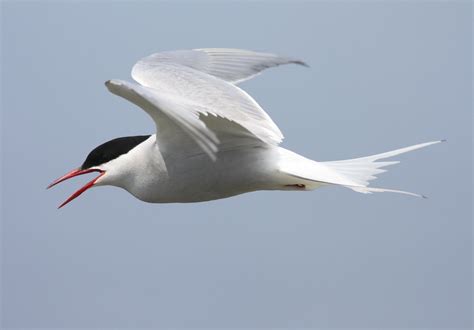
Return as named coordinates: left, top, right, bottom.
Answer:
left=278, top=140, right=444, bottom=198
left=322, top=140, right=444, bottom=197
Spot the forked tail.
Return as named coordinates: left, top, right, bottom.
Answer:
left=322, top=140, right=444, bottom=197
left=279, top=140, right=444, bottom=198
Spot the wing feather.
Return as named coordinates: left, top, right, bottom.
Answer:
left=131, top=62, right=284, bottom=147
left=105, top=79, right=219, bottom=160
left=106, top=48, right=306, bottom=159
left=132, top=48, right=308, bottom=84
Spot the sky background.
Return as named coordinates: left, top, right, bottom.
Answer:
left=1, top=1, right=472, bottom=329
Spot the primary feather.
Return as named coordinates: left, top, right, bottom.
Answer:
left=132, top=48, right=308, bottom=84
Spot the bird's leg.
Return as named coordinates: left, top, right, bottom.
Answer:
left=285, top=184, right=306, bottom=189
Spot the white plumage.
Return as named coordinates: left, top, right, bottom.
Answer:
left=49, top=48, right=442, bottom=207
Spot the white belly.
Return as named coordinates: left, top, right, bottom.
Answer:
left=129, top=146, right=283, bottom=203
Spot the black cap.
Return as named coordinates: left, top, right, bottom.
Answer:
left=81, top=135, right=151, bottom=169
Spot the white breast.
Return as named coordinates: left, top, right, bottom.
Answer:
left=98, top=135, right=282, bottom=203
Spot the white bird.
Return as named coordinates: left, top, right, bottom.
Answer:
left=48, top=48, right=442, bottom=208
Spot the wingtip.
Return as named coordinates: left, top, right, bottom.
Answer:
left=105, top=79, right=118, bottom=87
left=104, top=79, right=125, bottom=93
left=292, top=59, right=310, bottom=68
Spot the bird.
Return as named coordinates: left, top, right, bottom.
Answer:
left=48, top=48, right=443, bottom=208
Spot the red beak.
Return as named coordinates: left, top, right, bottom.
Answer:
left=47, top=168, right=105, bottom=209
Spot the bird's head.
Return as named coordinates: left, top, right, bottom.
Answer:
left=47, top=135, right=151, bottom=208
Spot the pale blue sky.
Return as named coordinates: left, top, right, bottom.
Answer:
left=1, top=1, right=472, bottom=329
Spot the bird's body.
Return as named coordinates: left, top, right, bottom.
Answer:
left=95, top=136, right=322, bottom=203
left=48, top=48, right=442, bottom=208
left=107, top=136, right=277, bottom=203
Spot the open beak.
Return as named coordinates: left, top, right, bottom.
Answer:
left=47, top=168, right=105, bottom=209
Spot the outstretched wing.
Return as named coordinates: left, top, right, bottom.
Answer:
left=132, top=48, right=308, bottom=85
left=106, top=67, right=279, bottom=160
left=107, top=48, right=307, bottom=160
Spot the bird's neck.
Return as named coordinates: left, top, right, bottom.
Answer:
left=101, top=135, right=167, bottom=191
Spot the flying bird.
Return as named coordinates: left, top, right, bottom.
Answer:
left=48, top=48, right=442, bottom=208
